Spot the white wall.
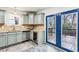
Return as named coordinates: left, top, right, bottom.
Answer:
left=37, top=7, right=78, bottom=15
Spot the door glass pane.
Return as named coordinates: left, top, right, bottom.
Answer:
left=47, top=16, right=56, bottom=44
left=61, top=12, right=77, bottom=51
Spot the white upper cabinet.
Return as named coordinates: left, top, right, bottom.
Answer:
left=37, top=13, right=44, bottom=24
left=34, top=14, right=38, bottom=24
left=34, top=13, right=45, bottom=24
left=23, top=14, right=29, bottom=24
left=23, top=13, right=45, bottom=25
left=0, top=10, right=5, bottom=24
left=28, top=13, right=34, bottom=24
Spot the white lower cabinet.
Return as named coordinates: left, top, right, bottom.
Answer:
left=0, top=31, right=30, bottom=48
left=0, top=33, right=7, bottom=47
left=17, top=32, right=23, bottom=42
left=0, top=35, right=6, bottom=47
left=37, top=31, right=45, bottom=45
left=8, top=33, right=17, bottom=45
left=26, top=32, right=30, bottom=39
left=22, top=32, right=30, bottom=41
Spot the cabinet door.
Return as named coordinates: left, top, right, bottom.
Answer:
left=22, top=32, right=27, bottom=41
left=28, top=13, right=34, bottom=24
left=23, top=32, right=30, bottom=41
left=37, top=31, right=45, bottom=45
left=8, top=33, right=17, bottom=45
left=34, top=15, right=38, bottom=24
left=37, top=13, right=44, bottom=24
left=23, top=15, right=29, bottom=24
left=0, top=35, right=6, bottom=47
left=26, top=32, right=30, bottom=39
left=0, top=11, right=5, bottom=23
left=17, top=32, right=22, bottom=42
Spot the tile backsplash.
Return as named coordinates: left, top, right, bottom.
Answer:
left=0, top=25, right=32, bottom=32
left=0, top=25, right=44, bottom=32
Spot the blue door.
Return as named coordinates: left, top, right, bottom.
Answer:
left=61, top=10, right=78, bottom=52
left=46, top=15, right=56, bottom=45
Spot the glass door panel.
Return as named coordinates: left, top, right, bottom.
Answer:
left=47, top=16, right=56, bottom=44
left=61, top=12, right=77, bottom=51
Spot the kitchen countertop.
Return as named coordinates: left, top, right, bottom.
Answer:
left=0, top=30, right=31, bottom=33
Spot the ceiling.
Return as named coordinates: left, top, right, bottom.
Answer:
left=15, top=7, right=47, bottom=12
left=0, top=7, right=47, bottom=12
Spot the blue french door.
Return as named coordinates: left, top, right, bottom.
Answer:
left=61, top=11, right=78, bottom=51
left=46, top=15, right=56, bottom=44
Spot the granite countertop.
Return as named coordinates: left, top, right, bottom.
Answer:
left=0, top=30, right=31, bottom=33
